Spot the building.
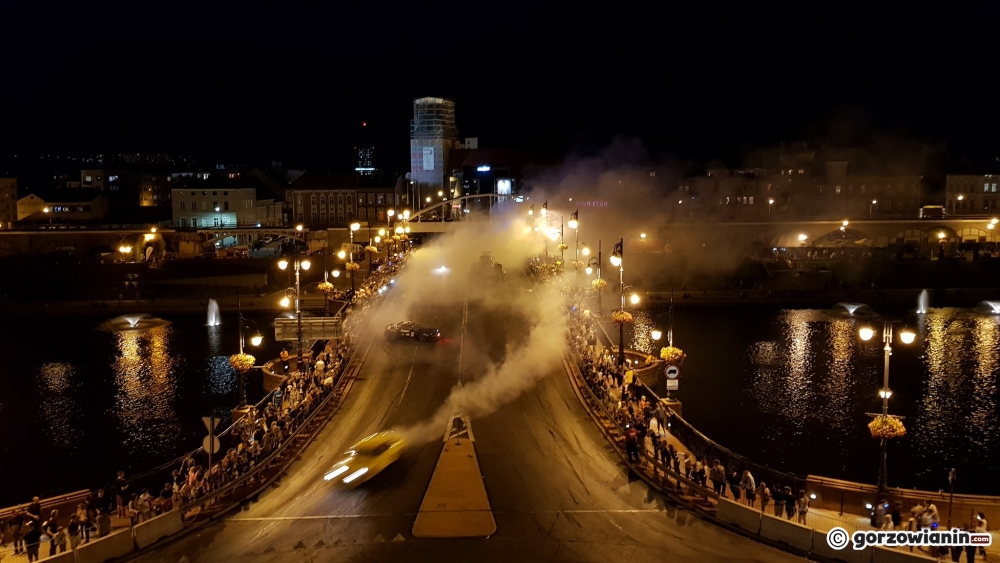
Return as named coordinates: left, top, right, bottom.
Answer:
left=355, top=147, right=375, bottom=176
left=945, top=174, right=1000, bottom=216
left=138, top=171, right=173, bottom=207
left=355, top=174, right=403, bottom=224
left=170, top=176, right=272, bottom=229
left=17, top=190, right=109, bottom=222
left=80, top=169, right=134, bottom=192
left=409, top=97, right=460, bottom=205
left=677, top=146, right=926, bottom=221
left=0, top=178, right=17, bottom=228
left=286, top=172, right=359, bottom=227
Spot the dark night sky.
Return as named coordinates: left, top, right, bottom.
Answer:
left=3, top=2, right=1000, bottom=171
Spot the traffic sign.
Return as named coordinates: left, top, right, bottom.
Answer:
left=665, top=365, right=680, bottom=379
left=443, top=414, right=475, bottom=443
left=202, top=416, right=222, bottom=434
left=202, top=435, right=221, bottom=455
left=666, top=380, right=679, bottom=391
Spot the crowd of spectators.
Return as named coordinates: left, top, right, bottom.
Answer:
left=0, top=252, right=410, bottom=562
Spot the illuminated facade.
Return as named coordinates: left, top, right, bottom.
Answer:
left=0, top=178, right=17, bottom=227
left=946, top=174, right=1000, bottom=216
left=409, top=97, right=460, bottom=207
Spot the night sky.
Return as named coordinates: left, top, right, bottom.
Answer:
left=3, top=3, right=1000, bottom=171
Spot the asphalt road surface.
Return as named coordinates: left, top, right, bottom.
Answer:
left=132, top=273, right=803, bottom=563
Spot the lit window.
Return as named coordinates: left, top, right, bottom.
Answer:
left=749, top=196, right=754, bottom=204
left=835, top=186, right=841, bottom=194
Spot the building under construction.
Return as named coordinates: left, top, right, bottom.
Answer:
left=409, top=97, right=460, bottom=209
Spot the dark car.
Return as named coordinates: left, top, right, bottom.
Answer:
left=385, top=321, right=441, bottom=342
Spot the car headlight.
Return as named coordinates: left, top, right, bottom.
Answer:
left=324, top=466, right=350, bottom=481
left=342, top=467, right=369, bottom=483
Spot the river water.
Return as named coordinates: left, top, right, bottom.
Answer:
left=668, top=305, right=1000, bottom=496
left=0, top=312, right=283, bottom=508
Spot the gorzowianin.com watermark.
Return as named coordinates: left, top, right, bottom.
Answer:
left=826, top=526, right=992, bottom=551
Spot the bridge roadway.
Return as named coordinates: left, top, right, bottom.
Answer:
left=132, top=275, right=800, bottom=562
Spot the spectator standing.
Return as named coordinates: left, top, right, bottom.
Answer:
left=114, top=471, right=129, bottom=518
left=75, top=503, right=90, bottom=543
left=757, top=482, right=771, bottom=513
left=727, top=470, right=742, bottom=503
left=624, top=425, right=640, bottom=463
left=66, top=514, right=80, bottom=551
left=783, top=487, right=796, bottom=520
left=741, top=470, right=756, bottom=507
left=795, top=489, right=809, bottom=524
left=42, top=510, right=59, bottom=557
left=710, top=461, right=725, bottom=495
left=23, top=522, right=40, bottom=562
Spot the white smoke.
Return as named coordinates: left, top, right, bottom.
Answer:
left=391, top=204, right=569, bottom=446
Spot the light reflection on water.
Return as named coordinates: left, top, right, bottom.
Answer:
left=112, top=326, right=182, bottom=453
left=38, top=362, right=79, bottom=448
left=912, top=310, right=1000, bottom=482
left=717, top=307, right=1000, bottom=492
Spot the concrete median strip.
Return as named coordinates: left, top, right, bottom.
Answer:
left=412, top=415, right=496, bottom=538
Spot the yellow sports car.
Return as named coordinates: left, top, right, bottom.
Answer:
left=323, top=430, right=406, bottom=488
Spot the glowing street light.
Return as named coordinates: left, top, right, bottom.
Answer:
left=651, top=329, right=662, bottom=341
left=798, top=233, right=808, bottom=242
left=629, top=293, right=640, bottom=305
left=331, top=269, right=341, bottom=278
left=640, top=233, right=647, bottom=239
left=858, top=318, right=917, bottom=495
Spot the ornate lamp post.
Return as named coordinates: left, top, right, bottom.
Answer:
left=278, top=254, right=311, bottom=372
left=859, top=317, right=916, bottom=495
left=231, top=295, right=263, bottom=408
left=585, top=240, right=602, bottom=314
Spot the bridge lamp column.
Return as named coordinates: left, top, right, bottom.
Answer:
left=349, top=222, right=361, bottom=293
left=278, top=256, right=310, bottom=372
left=568, top=210, right=579, bottom=279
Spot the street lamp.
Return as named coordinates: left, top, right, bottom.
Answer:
left=870, top=199, right=877, bottom=218
left=768, top=198, right=774, bottom=218
left=349, top=222, right=361, bottom=293
left=569, top=209, right=580, bottom=273
left=236, top=295, right=263, bottom=408
left=858, top=317, right=916, bottom=495
left=611, top=238, right=626, bottom=367
left=278, top=255, right=311, bottom=370
left=43, top=206, right=52, bottom=225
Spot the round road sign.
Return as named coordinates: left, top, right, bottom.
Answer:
left=665, top=365, right=680, bottom=379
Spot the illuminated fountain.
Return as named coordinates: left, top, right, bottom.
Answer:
left=976, top=301, right=1000, bottom=315
left=830, top=303, right=874, bottom=317
left=917, top=289, right=928, bottom=314
left=207, top=299, right=220, bottom=327
left=99, top=314, right=171, bottom=332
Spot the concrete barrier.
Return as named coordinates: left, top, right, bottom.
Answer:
left=759, top=513, right=813, bottom=552
left=75, top=529, right=133, bottom=563
left=716, top=498, right=762, bottom=534
left=39, top=550, right=76, bottom=563
left=871, top=546, right=936, bottom=563
left=812, top=530, right=873, bottom=563
left=133, top=510, right=183, bottom=549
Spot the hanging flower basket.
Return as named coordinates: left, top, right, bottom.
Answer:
left=400, top=234, right=409, bottom=241
left=345, top=261, right=361, bottom=272
left=659, top=346, right=687, bottom=365
left=364, top=245, right=378, bottom=253
left=612, top=310, right=634, bottom=325
left=868, top=414, right=906, bottom=439
left=228, top=353, right=256, bottom=373
left=557, top=243, right=569, bottom=251
left=570, top=259, right=584, bottom=270
left=644, top=354, right=656, bottom=365
left=592, top=278, right=608, bottom=290
left=317, top=281, right=334, bottom=294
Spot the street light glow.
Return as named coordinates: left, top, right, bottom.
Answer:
left=958, top=195, right=964, bottom=200
left=296, top=224, right=304, bottom=231
left=585, top=266, right=593, bottom=275
left=582, top=246, right=590, bottom=256
left=768, top=198, right=774, bottom=205
left=280, top=296, right=291, bottom=308
left=842, top=220, right=849, bottom=227
left=301, top=260, right=311, bottom=270
left=337, top=250, right=346, bottom=259
left=992, top=218, right=998, bottom=225
left=899, top=329, right=916, bottom=344
left=278, top=259, right=289, bottom=270
left=859, top=326, right=875, bottom=341
left=640, top=233, right=646, bottom=239
left=388, top=209, right=395, bottom=217
left=568, top=218, right=578, bottom=229
left=331, top=269, right=341, bottom=278
left=651, top=329, right=662, bottom=341
left=938, top=232, right=945, bottom=239
left=250, top=334, right=263, bottom=347
left=878, top=389, right=893, bottom=399
left=629, top=293, right=640, bottom=305
left=350, top=222, right=361, bottom=231
left=609, top=254, right=622, bottom=267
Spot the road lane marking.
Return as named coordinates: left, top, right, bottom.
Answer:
left=231, top=509, right=662, bottom=522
